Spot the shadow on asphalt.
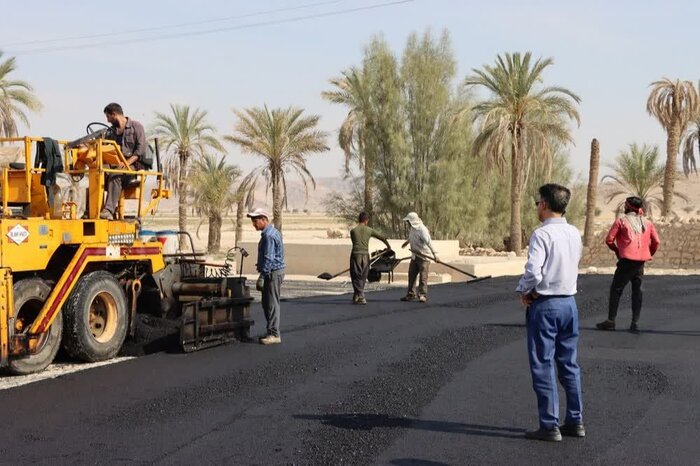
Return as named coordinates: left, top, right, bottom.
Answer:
left=389, top=459, right=451, bottom=466
left=487, top=323, right=526, bottom=328
left=578, top=326, right=700, bottom=336
left=294, top=413, right=524, bottom=439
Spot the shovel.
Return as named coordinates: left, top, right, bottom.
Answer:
left=410, top=250, right=491, bottom=283
left=317, top=248, right=394, bottom=281
left=317, top=267, right=351, bottom=281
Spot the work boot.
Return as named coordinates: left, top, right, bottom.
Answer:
left=418, top=295, right=427, bottom=303
left=259, top=334, right=281, bottom=345
left=596, top=319, right=615, bottom=331
left=559, top=422, right=586, bottom=438
left=524, top=427, right=562, bottom=442
left=629, top=322, right=640, bottom=333
left=401, top=294, right=416, bottom=302
left=99, top=209, right=113, bottom=220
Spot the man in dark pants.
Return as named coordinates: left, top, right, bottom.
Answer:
left=100, top=102, right=147, bottom=220
left=349, top=212, right=391, bottom=305
left=248, top=208, right=285, bottom=345
left=596, top=196, right=660, bottom=333
left=517, top=184, right=584, bottom=442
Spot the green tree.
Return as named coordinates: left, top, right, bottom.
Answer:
left=465, top=52, right=581, bottom=253
left=0, top=51, right=42, bottom=137
left=151, top=104, right=224, bottom=248
left=190, top=153, right=241, bottom=253
left=324, top=31, right=480, bottom=240
left=646, top=78, right=699, bottom=216
left=225, top=106, right=329, bottom=231
left=361, top=36, right=407, bottom=233
left=602, top=143, right=688, bottom=217
left=321, top=67, right=375, bottom=219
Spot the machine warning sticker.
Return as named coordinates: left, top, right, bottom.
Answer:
left=106, top=245, right=121, bottom=258
left=7, top=224, right=29, bottom=244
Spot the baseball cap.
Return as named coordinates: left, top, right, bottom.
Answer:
left=246, top=208, right=271, bottom=219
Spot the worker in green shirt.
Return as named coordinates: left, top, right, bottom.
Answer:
left=349, top=211, right=391, bottom=304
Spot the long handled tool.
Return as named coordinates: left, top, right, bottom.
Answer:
left=411, top=250, right=491, bottom=283
left=317, top=267, right=351, bottom=281
left=317, top=248, right=393, bottom=281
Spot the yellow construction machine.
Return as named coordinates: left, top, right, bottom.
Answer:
left=0, top=126, right=254, bottom=375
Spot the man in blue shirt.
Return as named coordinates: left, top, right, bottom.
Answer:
left=516, top=184, right=585, bottom=442
left=247, top=208, right=285, bottom=345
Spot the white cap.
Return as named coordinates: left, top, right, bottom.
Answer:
left=246, top=208, right=271, bottom=219
left=403, top=212, right=422, bottom=228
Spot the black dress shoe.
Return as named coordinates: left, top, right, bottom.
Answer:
left=629, top=322, right=640, bottom=333
left=525, top=427, right=562, bottom=442
left=560, top=422, right=586, bottom=437
left=596, top=320, right=616, bottom=331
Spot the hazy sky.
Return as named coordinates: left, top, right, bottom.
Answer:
left=3, top=0, right=699, bottom=181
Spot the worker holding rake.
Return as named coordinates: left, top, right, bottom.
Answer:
left=401, top=212, right=439, bottom=303
left=349, top=212, right=391, bottom=304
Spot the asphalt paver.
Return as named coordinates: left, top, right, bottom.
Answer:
left=1, top=274, right=699, bottom=465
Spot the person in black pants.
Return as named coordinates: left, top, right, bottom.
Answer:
left=596, top=197, right=660, bottom=333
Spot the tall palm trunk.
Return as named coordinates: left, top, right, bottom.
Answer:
left=207, top=212, right=222, bottom=253
left=583, top=138, right=600, bottom=246
left=662, top=121, right=681, bottom=217
left=178, top=151, right=189, bottom=250
left=272, top=167, right=283, bottom=231
left=235, top=196, right=245, bottom=246
left=509, top=133, right=524, bottom=254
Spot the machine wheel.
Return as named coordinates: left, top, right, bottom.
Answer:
left=62, top=271, right=128, bottom=362
left=8, top=279, right=63, bottom=375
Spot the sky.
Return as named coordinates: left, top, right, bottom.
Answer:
left=2, top=0, right=699, bottom=182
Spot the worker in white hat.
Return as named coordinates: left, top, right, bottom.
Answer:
left=400, top=212, right=438, bottom=303
left=247, top=208, right=285, bottom=344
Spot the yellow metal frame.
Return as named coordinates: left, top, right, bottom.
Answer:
left=0, top=136, right=169, bottom=221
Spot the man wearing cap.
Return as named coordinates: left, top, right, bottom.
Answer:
left=247, top=208, right=285, bottom=344
left=350, top=211, right=391, bottom=305
left=400, top=212, right=438, bottom=303
left=596, top=196, right=660, bottom=333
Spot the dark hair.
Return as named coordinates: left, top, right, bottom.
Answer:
left=538, top=183, right=571, bottom=214
left=358, top=211, right=369, bottom=223
left=625, top=196, right=643, bottom=209
left=103, top=103, right=124, bottom=115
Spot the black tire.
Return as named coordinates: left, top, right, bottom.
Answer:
left=62, top=271, right=128, bottom=362
left=8, top=279, right=63, bottom=375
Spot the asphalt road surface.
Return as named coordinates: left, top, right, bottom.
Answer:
left=2, top=274, right=700, bottom=465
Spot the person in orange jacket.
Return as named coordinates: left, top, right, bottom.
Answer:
left=596, top=196, right=660, bottom=333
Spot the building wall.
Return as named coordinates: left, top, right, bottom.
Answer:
left=581, top=220, right=700, bottom=269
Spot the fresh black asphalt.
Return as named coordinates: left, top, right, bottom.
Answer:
left=1, top=274, right=699, bottom=465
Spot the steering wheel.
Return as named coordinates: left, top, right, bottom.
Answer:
left=86, top=122, right=110, bottom=134
left=66, top=122, right=112, bottom=149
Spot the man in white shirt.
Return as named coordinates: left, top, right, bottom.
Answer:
left=516, top=184, right=585, bottom=442
left=400, top=212, right=438, bottom=303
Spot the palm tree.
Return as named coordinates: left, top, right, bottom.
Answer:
left=190, top=153, right=241, bottom=253
left=465, top=52, right=581, bottom=253
left=583, top=138, right=600, bottom=247
left=225, top=106, right=329, bottom=231
left=0, top=51, right=42, bottom=137
left=646, top=78, right=699, bottom=216
left=682, top=117, right=700, bottom=176
left=151, top=104, right=224, bottom=248
left=321, top=67, right=374, bottom=219
left=602, top=143, right=688, bottom=217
